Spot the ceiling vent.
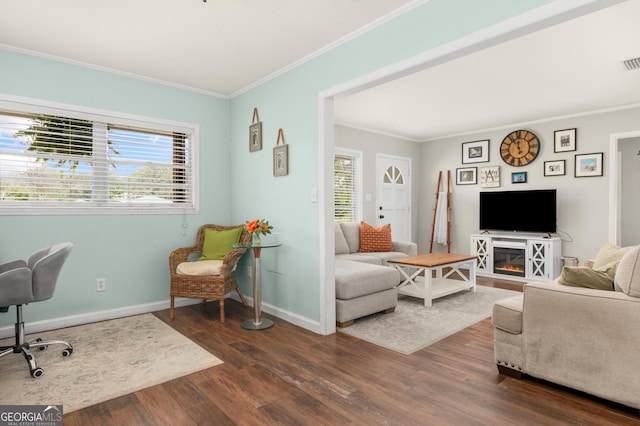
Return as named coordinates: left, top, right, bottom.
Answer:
left=622, top=57, right=640, bottom=71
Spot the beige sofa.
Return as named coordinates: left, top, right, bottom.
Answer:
left=492, top=245, right=640, bottom=410
left=334, top=222, right=417, bottom=327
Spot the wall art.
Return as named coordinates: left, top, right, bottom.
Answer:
left=456, top=167, right=477, bottom=185
left=544, top=160, right=566, bottom=176
left=480, top=166, right=500, bottom=187
left=273, top=128, right=288, bottom=176
left=554, top=128, right=576, bottom=153
left=249, top=107, right=262, bottom=152
left=462, top=139, right=489, bottom=164
left=575, top=152, right=603, bottom=177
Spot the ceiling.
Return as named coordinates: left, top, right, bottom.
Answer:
left=1, top=1, right=639, bottom=141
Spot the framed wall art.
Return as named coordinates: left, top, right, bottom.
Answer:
left=456, top=167, right=477, bottom=185
left=273, top=128, right=289, bottom=176
left=480, top=166, right=500, bottom=187
left=249, top=107, right=262, bottom=152
left=511, top=171, right=527, bottom=184
left=575, top=152, right=603, bottom=177
left=462, top=139, right=489, bottom=164
left=544, top=160, right=566, bottom=176
left=554, top=128, right=576, bottom=153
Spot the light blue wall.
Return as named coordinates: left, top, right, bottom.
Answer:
left=0, top=49, right=231, bottom=327
left=1, top=0, right=554, bottom=329
left=229, top=0, right=553, bottom=324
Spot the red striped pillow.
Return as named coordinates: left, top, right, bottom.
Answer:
left=359, top=221, right=393, bottom=252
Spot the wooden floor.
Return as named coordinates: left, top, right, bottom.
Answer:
left=64, top=278, right=639, bottom=425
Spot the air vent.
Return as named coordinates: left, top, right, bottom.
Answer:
left=622, top=57, right=640, bottom=71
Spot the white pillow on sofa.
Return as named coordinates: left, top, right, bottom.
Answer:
left=614, top=246, right=640, bottom=297
left=334, top=222, right=350, bottom=255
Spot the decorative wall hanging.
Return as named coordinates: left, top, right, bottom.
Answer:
left=500, top=130, right=540, bottom=167
left=456, top=167, right=477, bottom=185
left=512, top=171, right=527, bottom=184
left=575, top=152, right=603, bottom=177
left=480, top=166, right=500, bottom=187
left=273, top=128, right=288, bottom=176
left=544, top=160, right=566, bottom=176
left=462, top=140, right=489, bottom=164
left=554, top=128, right=577, bottom=153
left=249, top=108, right=262, bottom=152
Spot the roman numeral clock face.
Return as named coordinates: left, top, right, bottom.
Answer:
left=500, top=130, right=540, bottom=167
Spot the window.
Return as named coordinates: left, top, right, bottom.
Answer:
left=334, top=148, right=362, bottom=222
left=0, top=98, right=197, bottom=214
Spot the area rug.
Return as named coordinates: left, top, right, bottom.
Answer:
left=0, top=313, right=223, bottom=412
left=339, top=285, right=519, bottom=355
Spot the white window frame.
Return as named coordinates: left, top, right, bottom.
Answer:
left=334, top=147, right=362, bottom=223
left=0, top=94, right=199, bottom=215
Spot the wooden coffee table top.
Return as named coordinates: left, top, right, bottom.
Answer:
left=387, top=252, right=477, bottom=268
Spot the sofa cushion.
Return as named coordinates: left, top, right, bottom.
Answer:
left=334, top=222, right=350, bottom=255
left=592, top=242, right=629, bottom=273
left=339, top=222, right=361, bottom=253
left=359, top=221, right=393, bottom=252
left=614, top=246, right=640, bottom=297
left=558, top=266, right=615, bottom=291
left=176, top=260, right=223, bottom=276
left=492, top=295, right=523, bottom=334
left=336, top=253, right=382, bottom=265
left=334, top=259, right=399, bottom=299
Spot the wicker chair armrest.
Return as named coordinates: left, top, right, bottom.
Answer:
left=169, top=245, right=200, bottom=272
left=222, top=247, right=248, bottom=269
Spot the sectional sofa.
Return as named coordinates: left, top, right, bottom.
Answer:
left=334, top=222, right=417, bottom=327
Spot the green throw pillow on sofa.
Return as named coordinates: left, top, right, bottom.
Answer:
left=558, top=266, right=615, bottom=291
left=199, top=227, right=243, bottom=261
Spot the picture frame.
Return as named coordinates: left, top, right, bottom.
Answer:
left=511, top=171, right=527, bottom=184
left=462, top=140, right=490, bottom=164
left=456, top=167, right=477, bottom=185
left=544, top=160, right=566, bottom=176
left=480, top=166, right=500, bottom=188
left=554, top=128, right=576, bottom=153
left=575, top=152, right=603, bottom=177
left=273, top=128, right=289, bottom=177
left=249, top=121, right=262, bottom=152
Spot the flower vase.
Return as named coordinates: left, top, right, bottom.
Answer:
left=252, top=233, right=261, bottom=246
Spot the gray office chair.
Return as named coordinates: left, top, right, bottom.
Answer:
left=0, top=243, right=73, bottom=377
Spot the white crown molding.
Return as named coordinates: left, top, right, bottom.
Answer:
left=0, top=43, right=230, bottom=100
left=334, top=120, right=422, bottom=143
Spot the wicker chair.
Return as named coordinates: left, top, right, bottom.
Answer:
left=169, top=224, right=250, bottom=322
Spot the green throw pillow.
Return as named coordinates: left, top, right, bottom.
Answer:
left=198, top=227, right=243, bottom=261
left=558, top=266, right=615, bottom=291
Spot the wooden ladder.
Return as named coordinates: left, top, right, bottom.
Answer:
left=429, top=170, right=451, bottom=253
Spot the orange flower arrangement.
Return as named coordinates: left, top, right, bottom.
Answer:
left=245, top=219, right=273, bottom=236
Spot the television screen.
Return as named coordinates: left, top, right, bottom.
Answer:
left=479, top=189, right=556, bottom=234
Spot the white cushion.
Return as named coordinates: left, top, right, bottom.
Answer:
left=176, top=260, right=223, bottom=276
left=334, top=222, right=350, bottom=255
left=614, top=246, right=640, bottom=297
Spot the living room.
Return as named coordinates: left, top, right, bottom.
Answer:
left=1, top=0, right=640, bottom=420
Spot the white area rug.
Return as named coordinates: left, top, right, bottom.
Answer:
left=0, top=313, right=222, bottom=412
left=340, top=285, right=519, bottom=355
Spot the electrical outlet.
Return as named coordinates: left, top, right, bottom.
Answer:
left=96, top=278, right=106, bottom=292
left=247, top=266, right=252, bottom=278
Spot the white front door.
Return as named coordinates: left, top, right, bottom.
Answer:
left=376, top=154, right=411, bottom=242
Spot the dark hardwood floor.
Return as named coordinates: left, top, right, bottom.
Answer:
left=64, top=278, right=639, bottom=425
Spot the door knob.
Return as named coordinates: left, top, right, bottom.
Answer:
left=379, top=215, right=385, bottom=219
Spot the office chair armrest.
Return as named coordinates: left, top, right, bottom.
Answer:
left=0, top=259, right=27, bottom=274
left=0, top=267, right=33, bottom=305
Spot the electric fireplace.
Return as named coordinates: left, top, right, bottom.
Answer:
left=493, top=242, right=526, bottom=278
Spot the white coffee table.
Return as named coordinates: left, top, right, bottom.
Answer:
left=388, top=253, right=477, bottom=307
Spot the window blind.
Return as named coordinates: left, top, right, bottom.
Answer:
left=0, top=105, right=195, bottom=214
left=334, top=149, right=362, bottom=222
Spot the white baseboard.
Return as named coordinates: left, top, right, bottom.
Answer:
left=1, top=296, right=323, bottom=339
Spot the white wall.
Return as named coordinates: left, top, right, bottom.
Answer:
left=418, top=106, right=640, bottom=264
left=335, top=125, right=421, bottom=241
left=620, top=136, right=640, bottom=247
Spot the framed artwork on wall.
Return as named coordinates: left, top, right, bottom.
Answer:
left=480, top=166, right=500, bottom=187
left=544, top=160, right=566, bottom=176
left=273, top=128, right=289, bottom=176
left=511, top=171, right=527, bottom=184
left=575, top=152, right=603, bottom=177
left=462, top=140, right=489, bottom=164
left=456, top=167, right=477, bottom=185
left=554, top=128, right=576, bottom=153
left=249, top=107, right=262, bottom=152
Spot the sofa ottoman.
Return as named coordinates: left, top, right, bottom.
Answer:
left=335, top=259, right=400, bottom=327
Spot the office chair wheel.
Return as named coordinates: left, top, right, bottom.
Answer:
left=31, top=368, right=44, bottom=378
left=62, top=348, right=73, bottom=357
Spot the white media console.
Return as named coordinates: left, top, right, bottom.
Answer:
left=470, top=233, right=561, bottom=282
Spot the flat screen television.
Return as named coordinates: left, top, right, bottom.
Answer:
left=479, top=189, right=557, bottom=234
